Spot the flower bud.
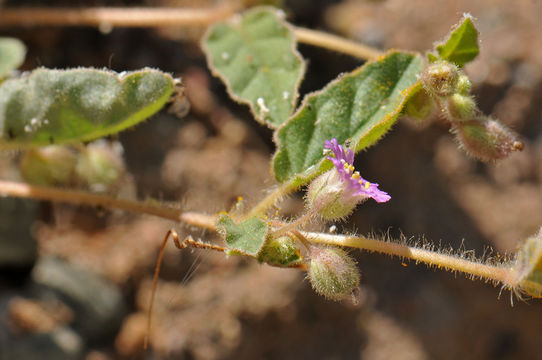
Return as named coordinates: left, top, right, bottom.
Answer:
left=446, top=93, right=476, bottom=120
left=75, top=141, right=125, bottom=192
left=452, top=117, right=523, bottom=161
left=308, top=246, right=360, bottom=301
left=20, top=146, right=76, bottom=186
left=307, top=170, right=359, bottom=220
left=456, top=74, right=472, bottom=95
left=257, top=236, right=302, bottom=267
left=306, top=139, right=390, bottom=220
left=404, top=88, right=435, bottom=121
left=422, top=61, right=459, bottom=98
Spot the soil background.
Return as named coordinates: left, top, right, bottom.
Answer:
left=1, top=0, right=542, bottom=359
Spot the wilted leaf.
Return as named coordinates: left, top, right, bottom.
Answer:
left=202, top=6, right=305, bottom=128
left=217, top=214, right=268, bottom=256
left=435, top=14, right=479, bottom=67
left=273, top=51, right=423, bottom=185
left=0, top=68, right=174, bottom=149
left=0, top=37, right=26, bottom=78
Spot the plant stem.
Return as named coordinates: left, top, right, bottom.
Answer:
left=0, top=180, right=216, bottom=230
left=0, top=6, right=382, bottom=60
left=0, top=179, right=514, bottom=286
left=0, top=5, right=240, bottom=27
left=245, top=181, right=297, bottom=218
left=294, top=27, right=383, bottom=60
left=269, top=209, right=315, bottom=237
left=307, top=231, right=514, bottom=285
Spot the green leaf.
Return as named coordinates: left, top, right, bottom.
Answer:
left=273, top=51, right=423, bottom=185
left=435, top=14, right=479, bottom=67
left=426, top=52, right=439, bottom=63
left=202, top=6, right=305, bottom=128
left=0, top=68, right=175, bottom=149
left=0, top=37, right=26, bottom=78
left=217, top=214, right=269, bottom=256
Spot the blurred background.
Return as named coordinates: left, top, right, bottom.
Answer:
left=0, top=0, right=542, bottom=359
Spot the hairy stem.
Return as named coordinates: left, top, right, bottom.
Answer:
left=0, top=6, right=382, bottom=60
left=0, top=179, right=513, bottom=286
left=307, top=231, right=514, bottom=285
left=245, top=181, right=297, bottom=218
left=0, top=180, right=216, bottom=230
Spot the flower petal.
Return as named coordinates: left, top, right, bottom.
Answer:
left=325, top=138, right=391, bottom=203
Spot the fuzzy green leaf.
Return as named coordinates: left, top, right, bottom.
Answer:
left=0, top=37, right=26, bottom=78
left=202, top=6, right=305, bottom=128
left=0, top=68, right=175, bottom=149
left=273, top=51, right=423, bottom=185
left=217, top=214, right=268, bottom=256
left=436, top=14, right=479, bottom=67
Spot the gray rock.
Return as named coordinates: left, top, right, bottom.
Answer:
left=31, top=257, right=126, bottom=342
left=0, top=326, right=83, bottom=360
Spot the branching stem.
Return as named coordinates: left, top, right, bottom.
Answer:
left=245, top=181, right=297, bottom=218
left=0, top=6, right=382, bottom=60
left=0, top=179, right=514, bottom=287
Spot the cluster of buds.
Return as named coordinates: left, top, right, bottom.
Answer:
left=420, top=60, right=523, bottom=161
left=20, top=140, right=125, bottom=192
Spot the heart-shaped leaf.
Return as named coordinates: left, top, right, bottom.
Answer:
left=217, top=214, right=269, bottom=256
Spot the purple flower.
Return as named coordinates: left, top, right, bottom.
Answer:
left=324, top=138, right=391, bottom=203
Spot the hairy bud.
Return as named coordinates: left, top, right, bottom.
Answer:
left=75, top=141, right=125, bottom=192
left=20, top=146, right=76, bottom=186
left=308, top=246, right=360, bottom=301
left=446, top=93, right=476, bottom=120
left=452, top=117, right=523, bottom=161
left=307, top=170, right=359, bottom=220
left=422, top=61, right=459, bottom=98
left=405, top=88, right=435, bottom=121
left=456, top=74, right=472, bottom=95
left=257, top=236, right=302, bottom=267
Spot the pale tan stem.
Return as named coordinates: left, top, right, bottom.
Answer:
left=0, top=6, right=382, bottom=60
left=0, top=5, right=240, bottom=27
left=0, top=179, right=217, bottom=230
left=245, top=181, right=297, bottom=218
left=0, top=179, right=513, bottom=285
left=294, top=27, right=383, bottom=60
left=306, top=231, right=514, bottom=285
left=269, top=209, right=315, bottom=238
